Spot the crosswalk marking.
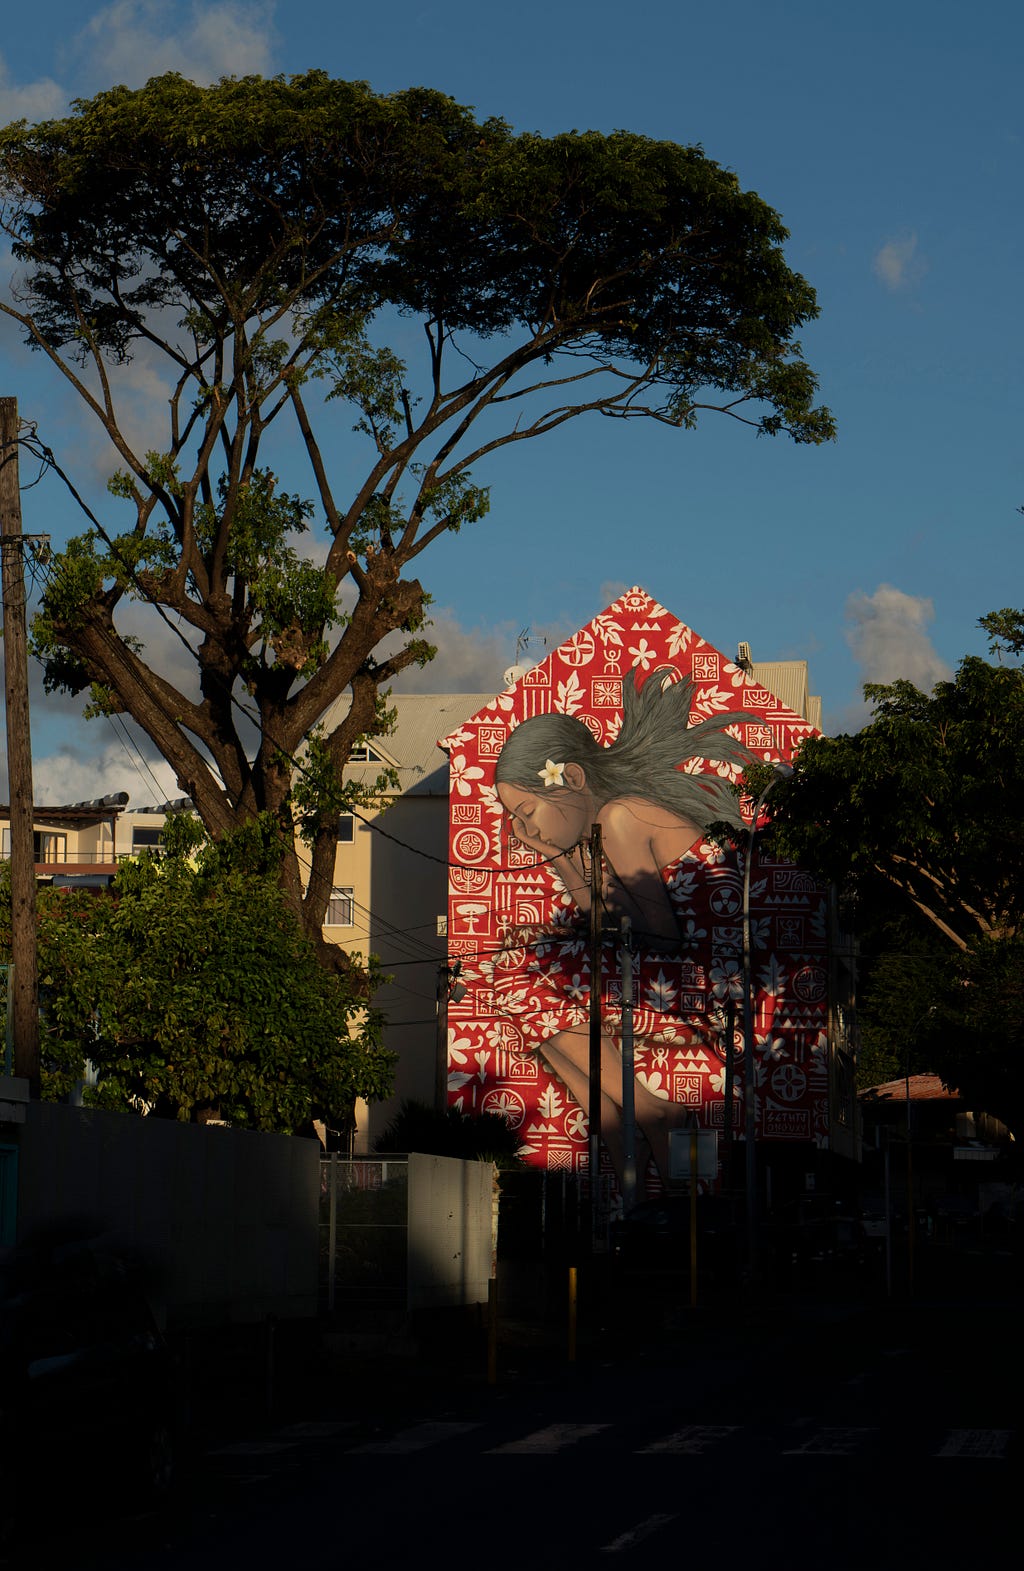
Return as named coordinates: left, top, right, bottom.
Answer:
left=601, top=1513, right=679, bottom=1553
left=208, top=1439, right=299, bottom=1457
left=936, top=1429, right=1011, bottom=1459
left=782, top=1427, right=877, bottom=1455
left=486, top=1422, right=611, bottom=1454
left=275, top=1420, right=359, bottom=1441
left=637, top=1425, right=739, bottom=1455
left=351, top=1421, right=481, bottom=1454
left=210, top=1417, right=1016, bottom=1465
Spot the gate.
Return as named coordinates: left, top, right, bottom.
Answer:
left=320, top=1156, right=409, bottom=1312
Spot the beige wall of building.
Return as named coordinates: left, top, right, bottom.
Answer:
left=312, top=693, right=491, bottom=1151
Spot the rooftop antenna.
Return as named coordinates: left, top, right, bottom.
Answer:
left=503, top=627, right=531, bottom=688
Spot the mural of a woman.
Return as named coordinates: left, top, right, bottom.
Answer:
left=492, top=665, right=756, bottom=1184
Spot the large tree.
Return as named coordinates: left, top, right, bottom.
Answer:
left=0, top=72, right=834, bottom=958
left=759, top=653, right=1024, bottom=952
left=0, top=817, right=394, bottom=1128
left=756, top=636, right=1024, bottom=1134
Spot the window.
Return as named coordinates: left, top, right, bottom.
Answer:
left=132, top=827, right=164, bottom=855
left=348, top=743, right=384, bottom=762
left=37, top=833, right=67, bottom=864
left=325, top=887, right=354, bottom=927
left=337, top=814, right=354, bottom=843
left=3, top=830, right=68, bottom=863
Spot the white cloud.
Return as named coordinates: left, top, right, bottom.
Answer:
left=0, top=4, right=279, bottom=131
left=0, top=53, right=66, bottom=122
left=29, top=736, right=181, bottom=808
left=95, top=352, right=179, bottom=482
left=837, top=583, right=952, bottom=729
left=872, top=232, right=926, bottom=292
left=387, top=607, right=527, bottom=694
left=67, top=1, right=277, bottom=90
left=388, top=606, right=571, bottom=693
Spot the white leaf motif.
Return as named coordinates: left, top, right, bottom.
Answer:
left=555, top=671, right=584, bottom=715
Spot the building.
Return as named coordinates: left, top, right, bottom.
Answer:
left=438, top=587, right=857, bottom=1206
left=2, top=618, right=839, bottom=1174
left=859, top=1072, right=1014, bottom=1242
left=311, top=691, right=493, bottom=1150
left=1, top=701, right=491, bottom=1151
left=0, top=793, right=204, bottom=886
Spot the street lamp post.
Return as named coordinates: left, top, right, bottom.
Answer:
left=741, top=763, right=792, bottom=1284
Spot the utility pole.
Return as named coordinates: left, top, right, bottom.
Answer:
left=434, top=959, right=464, bottom=1113
left=587, top=822, right=604, bottom=1247
left=619, top=916, right=636, bottom=1215
left=1, top=397, right=40, bottom=1095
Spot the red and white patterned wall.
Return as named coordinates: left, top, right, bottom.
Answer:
left=441, top=588, right=829, bottom=1186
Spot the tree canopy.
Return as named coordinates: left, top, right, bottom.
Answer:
left=760, top=654, right=1024, bottom=951
left=757, top=633, right=1024, bottom=1134
left=0, top=72, right=834, bottom=952
left=0, top=817, right=394, bottom=1129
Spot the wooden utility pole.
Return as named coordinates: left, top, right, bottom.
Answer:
left=619, top=916, right=636, bottom=1215
left=1, top=397, right=40, bottom=1094
left=587, top=822, right=603, bottom=1246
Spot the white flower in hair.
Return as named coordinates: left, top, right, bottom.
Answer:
left=538, top=759, right=565, bottom=787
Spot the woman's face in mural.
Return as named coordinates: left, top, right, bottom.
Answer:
left=497, top=766, right=593, bottom=853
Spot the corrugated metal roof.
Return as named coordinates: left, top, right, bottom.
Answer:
left=860, top=1073, right=962, bottom=1104
left=750, top=659, right=819, bottom=725
left=325, top=692, right=493, bottom=797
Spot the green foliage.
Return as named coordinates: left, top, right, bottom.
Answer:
left=375, top=1099, right=524, bottom=1168
left=940, top=933, right=1024, bottom=1135
left=290, top=724, right=399, bottom=845
left=855, top=920, right=1024, bottom=1138
left=760, top=653, right=1024, bottom=949
left=0, top=828, right=395, bottom=1130
left=754, top=625, right=1024, bottom=1133
left=980, top=606, right=1024, bottom=660
left=1, top=71, right=833, bottom=945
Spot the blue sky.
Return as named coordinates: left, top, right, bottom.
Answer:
left=1, top=0, right=1021, bottom=801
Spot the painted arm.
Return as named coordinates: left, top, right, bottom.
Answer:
left=598, top=800, right=697, bottom=945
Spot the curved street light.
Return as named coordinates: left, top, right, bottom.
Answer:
left=741, top=762, right=793, bottom=1284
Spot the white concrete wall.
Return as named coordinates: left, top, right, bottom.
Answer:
left=406, top=1152, right=495, bottom=1310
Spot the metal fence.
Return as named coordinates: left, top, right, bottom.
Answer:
left=320, top=1156, right=409, bottom=1313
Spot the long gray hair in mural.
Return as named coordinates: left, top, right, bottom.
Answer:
left=494, top=665, right=754, bottom=832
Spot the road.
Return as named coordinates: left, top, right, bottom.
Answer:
left=14, top=1296, right=1018, bottom=1570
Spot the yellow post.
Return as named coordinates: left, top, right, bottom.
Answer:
left=567, top=1265, right=578, bottom=1363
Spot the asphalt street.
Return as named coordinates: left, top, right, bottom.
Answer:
left=13, top=1289, right=1018, bottom=1571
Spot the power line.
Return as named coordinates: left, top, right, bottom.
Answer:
left=23, top=455, right=755, bottom=971
left=25, top=480, right=565, bottom=882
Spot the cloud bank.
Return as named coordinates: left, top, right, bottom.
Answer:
left=832, top=582, right=952, bottom=731
left=27, top=735, right=181, bottom=808
left=0, top=54, right=66, bottom=122
left=67, top=1, right=277, bottom=90
left=0, top=3, right=279, bottom=130
left=5, top=602, right=557, bottom=805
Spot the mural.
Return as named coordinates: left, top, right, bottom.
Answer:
left=441, top=589, right=829, bottom=1192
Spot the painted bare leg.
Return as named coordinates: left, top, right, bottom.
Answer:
left=538, top=1027, right=628, bottom=1178
left=538, top=1026, right=700, bottom=1187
